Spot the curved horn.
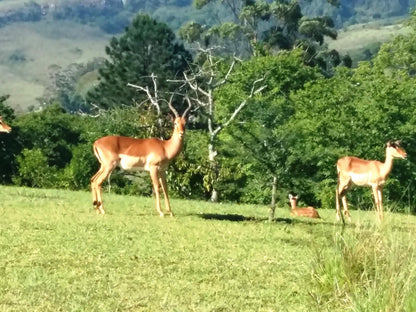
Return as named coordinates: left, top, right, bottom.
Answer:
left=167, top=93, right=179, bottom=118
left=183, top=96, right=192, bottom=118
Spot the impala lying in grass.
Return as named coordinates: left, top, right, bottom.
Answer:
left=288, top=193, right=320, bottom=219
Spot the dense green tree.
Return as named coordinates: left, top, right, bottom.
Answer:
left=374, top=10, right=416, bottom=76
left=180, top=0, right=343, bottom=73
left=215, top=50, right=321, bottom=204
left=14, top=104, right=82, bottom=171
left=13, top=148, right=58, bottom=188
left=87, top=14, right=192, bottom=110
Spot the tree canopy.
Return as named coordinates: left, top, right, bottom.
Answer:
left=87, top=14, right=192, bottom=110
left=2, top=7, right=416, bottom=214
left=180, top=0, right=344, bottom=73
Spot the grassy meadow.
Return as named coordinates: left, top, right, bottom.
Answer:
left=0, top=186, right=415, bottom=311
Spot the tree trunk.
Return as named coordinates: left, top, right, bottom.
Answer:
left=208, top=140, right=219, bottom=202
left=269, top=176, right=277, bottom=222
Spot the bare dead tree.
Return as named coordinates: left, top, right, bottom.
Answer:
left=127, top=73, right=169, bottom=137
left=170, top=45, right=266, bottom=202
left=127, top=73, right=161, bottom=116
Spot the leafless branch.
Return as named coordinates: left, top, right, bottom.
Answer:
left=213, top=56, right=241, bottom=88
left=78, top=103, right=105, bottom=118
left=127, top=74, right=161, bottom=116
left=212, top=76, right=267, bottom=137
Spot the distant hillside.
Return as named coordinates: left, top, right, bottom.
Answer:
left=303, top=0, right=416, bottom=27
left=0, top=0, right=415, bottom=31
left=0, top=20, right=110, bottom=113
left=0, top=0, right=415, bottom=112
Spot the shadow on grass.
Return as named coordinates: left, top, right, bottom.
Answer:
left=195, top=213, right=295, bottom=224
left=189, top=213, right=349, bottom=229
left=198, top=213, right=261, bottom=222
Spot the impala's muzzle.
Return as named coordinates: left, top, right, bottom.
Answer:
left=399, top=149, right=408, bottom=159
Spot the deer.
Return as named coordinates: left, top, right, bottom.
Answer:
left=0, top=116, right=11, bottom=133
left=288, top=193, right=320, bottom=219
left=90, top=97, right=191, bottom=216
left=336, top=140, right=407, bottom=223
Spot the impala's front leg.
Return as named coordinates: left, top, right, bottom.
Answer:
left=149, top=167, right=164, bottom=217
left=373, top=186, right=384, bottom=221
left=377, top=188, right=384, bottom=221
left=159, top=171, right=174, bottom=217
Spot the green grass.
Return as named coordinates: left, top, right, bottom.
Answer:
left=0, top=186, right=415, bottom=311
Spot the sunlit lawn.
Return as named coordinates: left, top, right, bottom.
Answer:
left=0, top=186, right=415, bottom=311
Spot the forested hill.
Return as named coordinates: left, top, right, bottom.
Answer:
left=0, top=0, right=414, bottom=112
left=0, top=0, right=415, bottom=33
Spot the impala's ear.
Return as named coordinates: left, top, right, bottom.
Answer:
left=387, top=140, right=401, bottom=148
left=289, top=192, right=298, bottom=199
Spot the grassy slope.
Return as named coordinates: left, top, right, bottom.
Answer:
left=327, top=22, right=409, bottom=53
left=0, top=186, right=415, bottom=311
left=0, top=20, right=110, bottom=113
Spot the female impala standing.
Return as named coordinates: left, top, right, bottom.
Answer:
left=336, top=141, right=407, bottom=222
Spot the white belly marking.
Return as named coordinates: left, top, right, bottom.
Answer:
left=119, top=154, right=146, bottom=170
left=350, top=172, right=370, bottom=186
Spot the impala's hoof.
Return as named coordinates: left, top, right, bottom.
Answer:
left=94, top=205, right=105, bottom=215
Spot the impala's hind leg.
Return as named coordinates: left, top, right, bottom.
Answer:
left=336, top=178, right=351, bottom=223
left=91, top=167, right=103, bottom=209
left=91, top=162, right=116, bottom=214
left=341, top=193, right=351, bottom=221
left=336, top=188, right=343, bottom=223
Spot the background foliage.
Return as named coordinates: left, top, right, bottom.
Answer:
left=1, top=5, right=416, bottom=214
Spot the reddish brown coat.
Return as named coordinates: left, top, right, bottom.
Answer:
left=289, top=194, right=320, bottom=219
